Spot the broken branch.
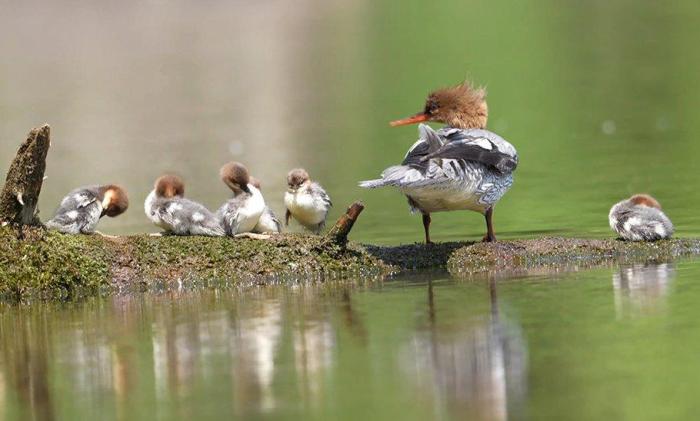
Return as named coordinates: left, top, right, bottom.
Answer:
left=321, top=201, right=365, bottom=250
left=0, top=125, right=51, bottom=226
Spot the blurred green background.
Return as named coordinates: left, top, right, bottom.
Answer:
left=2, top=1, right=700, bottom=420
left=2, top=0, right=698, bottom=244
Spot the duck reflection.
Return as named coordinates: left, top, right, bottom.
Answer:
left=401, top=281, right=527, bottom=421
left=290, top=285, right=340, bottom=410
left=151, top=299, right=202, bottom=402
left=232, top=299, right=283, bottom=413
left=612, top=263, right=675, bottom=318
left=147, top=287, right=342, bottom=415
left=292, top=316, right=334, bottom=407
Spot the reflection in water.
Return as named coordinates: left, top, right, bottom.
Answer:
left=3, top=263, right=700, bottom=419
left=0, top=267, right=679, bottom=419
left=234, top=300, right=283, bottom=412
left=293, top=317, right=334, bottom=408
left=401, top=281, right=527, bottom=421
left=0, top=308, right=55, bottom=421
left=612, top=263, right=676, bottom=318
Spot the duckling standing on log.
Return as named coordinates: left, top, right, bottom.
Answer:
left=145, top=175, right=224, bottom=236
left=284, top=168, right=332, bottom=234
left=45, top=185, right=128, bottom=234
left=249, top=176, right=282, bottom=234
left=216, top=162, right=266, bottom=236
left=359, top=81, right=518, bottom=243
left=609, top=194, right=673, bottom=241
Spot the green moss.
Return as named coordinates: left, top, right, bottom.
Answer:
left=123, top=233, right=386, bottom=285
left=2, top=229, right=700, bottom=302
left=447, top=237, right=700, bottom=276
left=0, top=229, right=389, bottom=301
left=0, top=227, right=112, bottom=300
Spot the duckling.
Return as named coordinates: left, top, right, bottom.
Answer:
left=249, top=176, right=282, bottom=234
left=609, top=194, right=673, bottom=241
left=284, top=168, right=332, bottom=234
left=145, top=175, right=224, bottom=236
left=216, top=162, right=266, bottom=236
left=46, top=184, right=128, bottom=234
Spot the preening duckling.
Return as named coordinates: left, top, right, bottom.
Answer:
left=46, top=184, right=128, bottom=234
left=216, top=162, right=266, bottom=236
left=145, top=175, right=224, bottom=236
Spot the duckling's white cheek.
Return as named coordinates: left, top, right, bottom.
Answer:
left=192, top=212, right=205, bottom=222
left=66, top=210, right=79, bottom=220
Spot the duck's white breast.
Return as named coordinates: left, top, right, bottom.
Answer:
left=285, top=190, right=325, bottom=225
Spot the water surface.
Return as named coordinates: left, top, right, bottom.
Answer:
left=2, top=260, right=700, bottom=420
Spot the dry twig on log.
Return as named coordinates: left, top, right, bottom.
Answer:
left=321, top=201, right=365, bottom=250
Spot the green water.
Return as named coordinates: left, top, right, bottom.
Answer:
left=2, top=261, right=699, bottom=420
left=2, top=0, right=700, bottom=419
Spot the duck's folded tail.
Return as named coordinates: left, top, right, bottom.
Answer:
left=358, top=178, right=388, bottom=189
left=359, top=165, right=416, bottom=189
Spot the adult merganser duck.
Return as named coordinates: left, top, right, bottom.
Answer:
left=359, top=81, right=518, bottom=243
left=609, top=194, right=673, bottom=241
left=45, top=184, right=128, bottom=234
left=284, top=168, right=332, bottom=234
left=249, top=176, right=282, bottom=234
left=145, top=174, right=224, bottom=236
left=216, top=162, right=266, bottom=236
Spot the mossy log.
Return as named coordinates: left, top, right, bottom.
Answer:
left=3, top=227, right=700, bottom=301
left=0, top=125, right=50, bottom=226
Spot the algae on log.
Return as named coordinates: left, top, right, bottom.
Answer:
left=0, top=125, right=50, bottom=226
left=3, top=225, right=700, bottom=300
left=0, top=226, right=389, bottom=301
left=446, top=237, right=700, bottom=276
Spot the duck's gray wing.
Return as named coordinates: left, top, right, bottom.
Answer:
left=616, top=207, right=674, bottom=241
left=47, top=189, right=103, bottom=233
left=401, top=124, right=444, bottom=172
left=425, top=129, right=518, bottom=174
left=310, top=182, right=332, bottom=208
left=266, top=207, right=282, bottom=232
left=159, top=198, right=224, bottom=236
left=218, top=197, right=248, bottom=235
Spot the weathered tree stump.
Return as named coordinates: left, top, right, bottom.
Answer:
left=0, top=125, right=50, bottom=226
left=321, top=201, right=364, bottom=250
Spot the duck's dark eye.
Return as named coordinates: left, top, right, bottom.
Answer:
left=425, top=99, right=438, bottom=115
